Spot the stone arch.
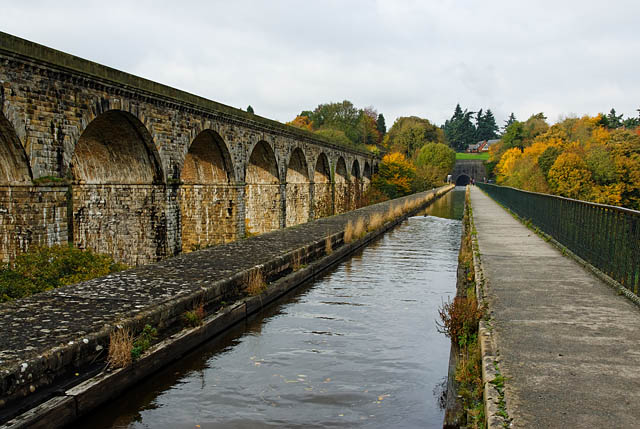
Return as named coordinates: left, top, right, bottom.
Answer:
left=334, top=156, right=349, bottom=214
left=0, top=112, right=36, bottom=262
left=245, top=140, right=281, bottom=235
left=70, top=110, right=166, bottom=266
left=313, top=152, right=332, bottom=219
left=363, top=161, right=372, bottom=195
left=0, top=112, right=32, bottom=184
left=455, top=174, right=471, bottom=186
left=180, top=130, right=238, bottom=252
left=285, top=147, right=310, bottom=227
left=350, top=159, right=362, bottom=210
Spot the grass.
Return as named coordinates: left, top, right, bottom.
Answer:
left=108, top=327, right=133, bottom=368
left=367, top=212, right=384, bottom=232
left=291, top=251, right=303, bottom=271
left=246, top=268, right=267, bottom=295
left=183, top=301, right=205, bottom=327
left=456, top=152, right=490, bottom=160
left=344, top=220, right=355, bottom=243
left=353, top=217, right=366, bottom=238
left=325, top=237, right=333, bottom=255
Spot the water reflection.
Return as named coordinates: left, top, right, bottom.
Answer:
left=75, top=190, right=464, bottom=429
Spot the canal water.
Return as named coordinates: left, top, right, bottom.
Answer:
left=77, top=188, right=465, bottom=429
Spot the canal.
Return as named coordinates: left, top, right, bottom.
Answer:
left=75, top=188, right=465, bottom=429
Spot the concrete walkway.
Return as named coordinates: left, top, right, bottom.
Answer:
left=470, top=187, right=640, bottom=428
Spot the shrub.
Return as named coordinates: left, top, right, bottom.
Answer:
left=436, top=296, right=483, bottom=347
left=183, top=302, right=205, bottom=327
left=0, top=245, right=127, bottom=302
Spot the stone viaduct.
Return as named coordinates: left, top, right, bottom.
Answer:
left=0, top=32, right=377, bottom=266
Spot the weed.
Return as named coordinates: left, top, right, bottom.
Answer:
left=353, top=217, right=366, bottom=238
left=325, top=237, right=333, bottom=255
left=291, top=251, right=303, bottom=271
left=344, top=220, right=354, bottom=243
left=183, top=301, right=206, bottom=327
left=107, top=327, right=133, bottom=368
left=246, top=268, right=267, bottom=295
left=367, top=212, right=384, bottom=232
left=131, top=324, right=158, bottom=360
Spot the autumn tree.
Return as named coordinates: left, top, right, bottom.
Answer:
left=547, top=152, right=594, bottom=199
left=287, top=115, right=313, bottom=131
left=371, top=152, right=416, bottom=199
left=384, top=116, right=444, bottom=157
left=413, top=143, right=456, bottom=190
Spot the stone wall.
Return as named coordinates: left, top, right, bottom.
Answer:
left=0, top=185, right=67, bottom=262
left=71, top=184, right=168, bottom=266
left=180, top=185, right=238, bottom=251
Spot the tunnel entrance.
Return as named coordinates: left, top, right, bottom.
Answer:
left=455, top=174, right=471, bottom=186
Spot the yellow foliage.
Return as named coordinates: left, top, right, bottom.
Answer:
left=287, top=115, right=313, bottom=131
left=547, top=152, right=594, bottom=199
left=495, top=148, right=522, bottom=183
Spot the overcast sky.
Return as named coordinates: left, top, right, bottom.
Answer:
left=3, top=1, right=640, bottom=128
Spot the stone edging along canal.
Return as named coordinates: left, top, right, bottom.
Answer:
left=1, top=184, right=454, bottom=428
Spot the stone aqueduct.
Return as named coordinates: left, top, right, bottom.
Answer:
left=0, top=33, right=377, bottom=266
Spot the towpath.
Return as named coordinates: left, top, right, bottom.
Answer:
left=470, top=187, right=640, bottom=428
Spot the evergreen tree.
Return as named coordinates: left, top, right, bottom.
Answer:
left=247, top=105, right=254, bottom=114
left=376, top=113, right=387, bottom=135
left=475, top=109, right=500, bottom=141
left=443, top=104, right=476, bottom=152
left=503, top=112, right=516, bottom=133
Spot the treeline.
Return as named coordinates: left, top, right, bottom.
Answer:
left=288, top=100, right=386, bottom=151
left=489, top=112, right=640, bottom=210
left=442, top=104, right=501, bottom=151
left=288, top=101, right=456, bottom=201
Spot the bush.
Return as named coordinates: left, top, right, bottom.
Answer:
left=0, top=245, right=127, bottom=302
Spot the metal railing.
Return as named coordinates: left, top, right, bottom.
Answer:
left=477, top=183, right=640, bottom=294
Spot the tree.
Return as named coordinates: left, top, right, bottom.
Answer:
left=247, top=105, right=254, bottom=114
left=501, top=121, right=525, bottom=150
left=443, top=104, right=476, bottom=151
left=384, top=116, right=444, bottom=157
left=475, top=109, right=499, bottom=141
left=538, top=146, right=562, bottom=177
left=376, top=113, right=387, bottom=136
left=547, top=152, right=594, bottom=199
left=503, top=112, right=516, bottom=133
left=287, top=115, right=313, bottom=131
left=371, top=152, right=416, bottom=199
left=413, top=142, right=456, bottom=190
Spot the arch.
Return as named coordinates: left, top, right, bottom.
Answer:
left=0, top=112, right=35, bottom=262
left=313, top=153, right=332, bottom=219
left=71, top=110, right=165, bottom=266
left=180, top=130, right=237, bottom=252
left=350, top=159, right=362, bottom=210
left=363, top=161, right=372, bottom=195
left=245, top=141, right=281, bottom=235
left=285, top=147, right=310, bottom=227
left=455, top=174, right=471, bottom=186
left=0, top=112, right=32, bottom=184
left=71, top=110, right=162, bottom=184
left=334, top=156, right=349, bottom=214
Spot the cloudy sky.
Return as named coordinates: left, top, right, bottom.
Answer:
left=3, top=1, right=639, bottom=127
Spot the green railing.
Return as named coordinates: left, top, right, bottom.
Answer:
left=477, top=183, right=640, bottom=294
